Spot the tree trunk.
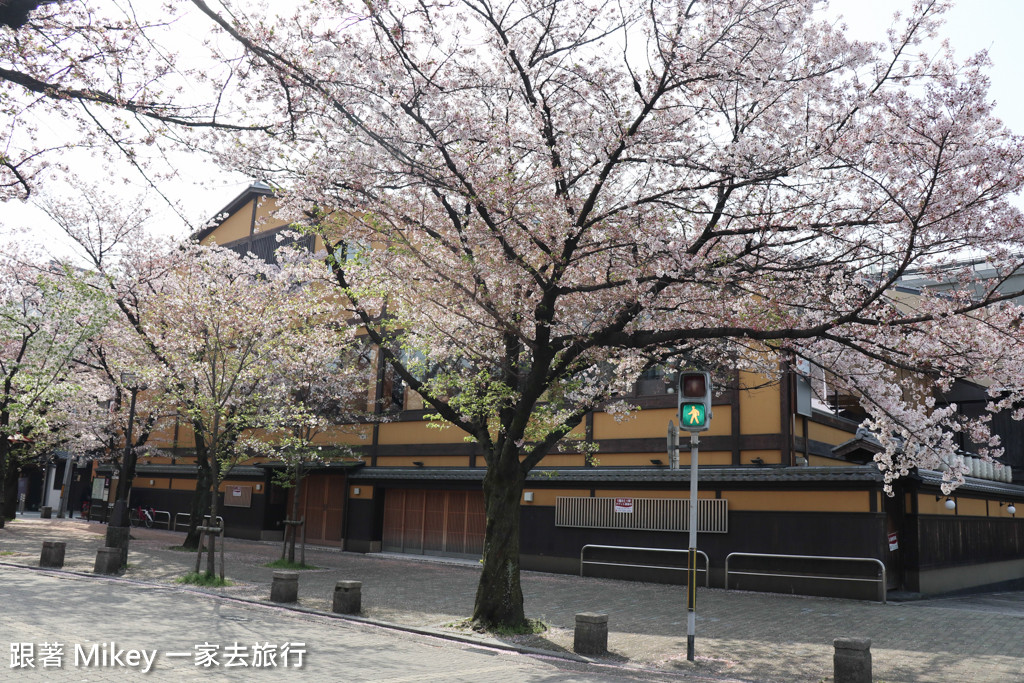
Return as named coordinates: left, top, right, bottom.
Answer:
left=182, top=453, right=213, bottom=549
left=472, top=457, right=526, bottom=628
left=0, top=412, right=9, bottom=528
left=206, top=479, right=219, bottom=577
left=287, top=463, right=303, bottom=563
left=2, top=461, right=18, bottom=522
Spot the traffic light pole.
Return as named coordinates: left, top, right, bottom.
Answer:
left=687, top=430, right=699, bottom=662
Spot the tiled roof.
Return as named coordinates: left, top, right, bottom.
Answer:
left=917, top=468, right=1024, bottom=496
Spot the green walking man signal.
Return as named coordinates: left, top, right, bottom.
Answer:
left=678, top=371, right=712, bottom=432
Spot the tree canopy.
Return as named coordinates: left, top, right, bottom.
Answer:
left=7, top=0, right=1024, bottom=627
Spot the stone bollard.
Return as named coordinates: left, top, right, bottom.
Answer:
left=834, top=637, right=872, bottom=683
left=270, top=570, right=299, bottom=603
left=332, top=580, right=362, bottom=614
left=104, top=525, right=131, bottom=568
left=94, top=546, right=122, bottom=575
left=573, top=612, right=609, bottom=655
left=39, top=541, right=67, bottom=569
left=40, top=506, right=52, bottom=519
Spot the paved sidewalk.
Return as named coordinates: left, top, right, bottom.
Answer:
left=2, top=515, right=1023, bottom=682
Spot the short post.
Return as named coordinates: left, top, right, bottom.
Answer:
left=573, top=612, right=608, bottom=655
left=105, top=525, right=131, bottom=568
left=834, top=637, right=872, bottom=683
left=40, top=506, right=52, bottom=519
left=332, top=580, right=362, bottom=614
left=270, top=570, right=299, bottom=603
left=94, top=546, right=122, bottom=575
left=39, top=541, right=66, bottom=568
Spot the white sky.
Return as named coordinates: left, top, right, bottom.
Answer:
left=2, top=0, right=1023, bottom=261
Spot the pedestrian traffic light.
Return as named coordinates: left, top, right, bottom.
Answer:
left=678, top=371, right=712, bottom=432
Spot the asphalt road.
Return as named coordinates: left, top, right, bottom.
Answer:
left=0, top=566, right=724, bottom=682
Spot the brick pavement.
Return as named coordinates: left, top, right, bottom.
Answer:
left=2, top=514, right=1022, bottom=682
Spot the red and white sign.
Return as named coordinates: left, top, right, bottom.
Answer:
left=887, top=531, right=899, bottom=551
left=232, top=486, right=242, bottom=497
left=614, top=497, right=634, bottom=514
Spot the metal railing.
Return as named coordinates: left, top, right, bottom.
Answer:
left=581, top=544, right=710, bottom=587
left=150, top=509, right=171, bottom=529
left=724, top=552, right=887, bottom=604
left=173, top=513, right=224, bottom=532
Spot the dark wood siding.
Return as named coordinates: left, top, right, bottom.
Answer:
left=383, top=489, right=484, bottom=557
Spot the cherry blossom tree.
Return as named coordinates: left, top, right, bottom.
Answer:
left=40, top=183, right=371, bottom=576
left=0, top=248, right=109, bottom=525
left=142, top=245, right=368, bottom=578
left=179, top=0, right=1024, bottom=626
left=38, top=185, right=183, bottom=533
left=258, top=333, right=374, bottom=565
left=0, top=0, right=266, bottom=214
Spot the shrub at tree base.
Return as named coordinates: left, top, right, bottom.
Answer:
left=176, top=572, right=233, bottom=588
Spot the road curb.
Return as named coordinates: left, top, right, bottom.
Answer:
left=0, top=561, right=593, bottom=663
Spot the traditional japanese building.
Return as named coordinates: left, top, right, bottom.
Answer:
left=93, top=183, right=1024, bottom=600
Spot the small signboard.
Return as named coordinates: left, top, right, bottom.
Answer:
left=223, top=485, right=252, bottom=508
left=91, top=477, right=106, bottom=502
left=614, top=497, right=634, bottom=514
left=888, top=531, right=899, bottom=551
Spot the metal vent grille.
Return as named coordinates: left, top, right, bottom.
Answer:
left=555, top=496, right=728, bottom=533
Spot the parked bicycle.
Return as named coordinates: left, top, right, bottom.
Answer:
left=129, top=505, right=155, bottom=528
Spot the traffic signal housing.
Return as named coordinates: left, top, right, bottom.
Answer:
left=678, top=371, right=712, bottom=432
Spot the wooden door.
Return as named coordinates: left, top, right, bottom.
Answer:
left=381, top=489, right=485, bottom=557
left=291, top=473, right=346, bottom=547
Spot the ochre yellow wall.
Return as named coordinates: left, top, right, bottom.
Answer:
left=739, top=371, right=780, bottom=434
left=594, top=489, right=717, bottom=500
left=378, top=421, right=465, bottom=444
left=527, top=454, right=587, bottom=467
left=806, top=421, right=857, bottom=446
left=349, top=485, right=374, bottom=499
left=679, top=450, right=733, bottom=466
left=594, top=406, right=732, bottom=440
left=916, top=494, right=1011, bottom=517
left=520, top=489, right=586, bottom=506
left=740, top=449, right=782, bottom=465
left=722, top=490, right=870, bottom=513
left=917, top=494, right=957, bottom=516
left=148, top=419, right=177, bottom=444
left=377, top=456, right=470, bottom=467
left=809, top=455, right=848, bottom=467
left=957, top=497, right=987, bottom=517
left=593, top=408, right=674, bottom=440
left=203, top=201, right=254, bottom=245
left=590, top=452, right=661, bottom=467
left=252, top=198, right=287, bottom=234
left=173, top=422, right=196, bottom=449
left=313, top=424, right=373, bottom=445
left=134, top=477, right=170, bottom=489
